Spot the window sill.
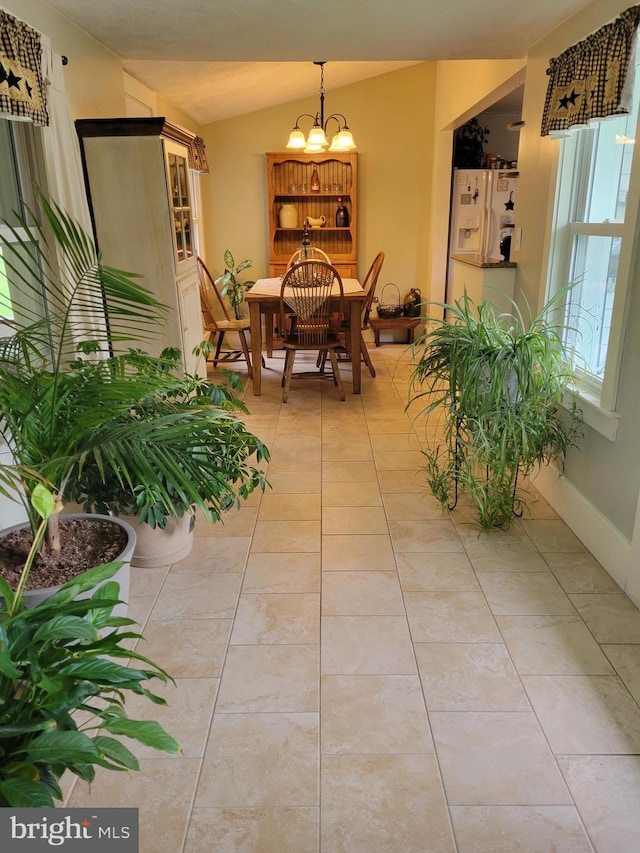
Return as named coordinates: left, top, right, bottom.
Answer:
left=563, top=386, right=620, bottom=441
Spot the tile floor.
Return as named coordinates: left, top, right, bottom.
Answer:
left=65, top=341, right=640, bottom=852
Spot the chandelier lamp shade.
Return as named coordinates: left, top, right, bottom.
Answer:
left=286, top=62, right=357, bottom=153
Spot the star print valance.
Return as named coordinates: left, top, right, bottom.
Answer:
left=541, top=4, right=640, bottom=137
left=0, top=10, right=48, bottom=126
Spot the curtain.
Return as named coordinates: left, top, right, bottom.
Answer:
left=40, top=39, right=108, bottom=350
left=541, top=4, right=640, bottom=137
left=40, top=40, right=92, bottom=235
left=0, top=9, right=48, bottom=125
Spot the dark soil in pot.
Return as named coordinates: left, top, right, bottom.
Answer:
left=0, top=517, right=128, bottom=591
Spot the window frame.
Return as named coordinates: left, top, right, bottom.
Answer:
left=0, top=120, right=47, bottom=336
left=546, top=106, right=640, bottom=437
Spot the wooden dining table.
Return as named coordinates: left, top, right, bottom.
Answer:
left=245, top=277, right=366, bottom=396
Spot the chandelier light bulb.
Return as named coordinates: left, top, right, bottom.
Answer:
left=307, top=124, right=328, bottom=147
left=286, top=129, right=307, bottom=150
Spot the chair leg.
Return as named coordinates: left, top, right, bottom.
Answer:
left=282, top=348, right=296, bottom=402
left=328, top=349, right=346, bottom=401
left=281, top=348, right=291, bottom=387
left=361, top=340, right=376, bottom=377
left=204, top=331, right=216, bottom=361
left=317, top=351, right=328, bottom=374
left=238, top=331, right=253, bottom=380
left=213, top=331, right=225, bottom=366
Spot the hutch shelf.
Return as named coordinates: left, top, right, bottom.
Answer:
left=266, top=152, right=358, bottom=277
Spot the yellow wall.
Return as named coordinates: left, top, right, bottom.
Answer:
left=4, top=1, right=203, bottom=135
left=4, top=0, right=125, bottom=117
left=201, top=64, right=436, bottom=296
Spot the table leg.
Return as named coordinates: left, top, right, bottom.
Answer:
left=265, top=310, right=274, bottom=357
left=249, top=301, right=262, bottom=395
left=351, top=298, right=362, bottom=394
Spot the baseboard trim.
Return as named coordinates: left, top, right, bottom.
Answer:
left=530, top=464, right=634, bottom=602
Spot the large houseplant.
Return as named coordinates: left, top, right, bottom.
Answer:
left=0, top=195, right=268, bottom=580
left=64, top=345, right=268, bottom=547
left=0, top=486, right=180, bottom=807
left=408, top=291, right=582, bottom=530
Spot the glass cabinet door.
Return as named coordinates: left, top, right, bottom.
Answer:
left=166, top=142, right=194, bottom=265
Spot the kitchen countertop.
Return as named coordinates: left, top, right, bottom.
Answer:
left=451, top=253, right=517, bottom=269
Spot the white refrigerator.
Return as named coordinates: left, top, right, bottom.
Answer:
left=449, top=168, right=517, bottom=260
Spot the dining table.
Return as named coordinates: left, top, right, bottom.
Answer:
left=245, top=276, right=366, bottom=396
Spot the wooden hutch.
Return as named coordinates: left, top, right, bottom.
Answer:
left=266, top=152, right=357, bottom=277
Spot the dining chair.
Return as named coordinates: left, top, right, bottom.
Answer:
left=287, top=246, right=331, bottom=268
left=197, top=256, right=254, bottom=378
left=276, top=247, right=332, bottom=345
left=319, top=250, right=385, bottom=378
left=279, top=260, right=346, bottom=402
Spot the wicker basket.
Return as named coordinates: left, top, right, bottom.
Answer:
left=377, top=283, right=404, bottom=319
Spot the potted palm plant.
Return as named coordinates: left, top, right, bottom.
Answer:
left=0, top=485, right=180, bottom=807
left=0, top=194, right=268, bottom=586
left=64, top=345, right=269, bottom=567
left=408, top=290, right=582, bottom=530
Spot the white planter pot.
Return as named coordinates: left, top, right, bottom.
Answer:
left=124, top=514, right=194, bottom=568
left=1, top=514, right=135, bottom=617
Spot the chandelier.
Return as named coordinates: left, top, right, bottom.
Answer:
left=286, top=62, right=357, bottom=153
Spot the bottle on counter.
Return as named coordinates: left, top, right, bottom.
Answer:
left=335, top=197, right=350, bottom=227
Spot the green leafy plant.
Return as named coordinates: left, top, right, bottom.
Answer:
left=215, top=249, right=255, bottom=320
left=408, top=290, right=582, bottom=530
left=0, top=486, right=180, bottom=807
left=65, top=345, right=269, bottom=529
left=454, top=117, right=490, bottom=168
left=0, top=196, right=268, bottom=554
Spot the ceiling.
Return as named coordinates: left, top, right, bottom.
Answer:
left=46, top=0, right=594, bottom=125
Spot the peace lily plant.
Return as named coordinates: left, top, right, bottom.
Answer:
left=0, top=486, right=180, bottom=807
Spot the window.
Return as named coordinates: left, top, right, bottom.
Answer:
left=547, top=64, right=640, bottom=434
left=0, top=118, right=46, bottom=336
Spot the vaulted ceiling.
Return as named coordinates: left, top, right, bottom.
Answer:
left=46, top=0, right=594, bottom=125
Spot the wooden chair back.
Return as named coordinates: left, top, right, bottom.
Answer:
left=287, top=246, right=331, bottom=269
left=197, top=257, right=232, bottom=328
left=360, top=251, right=385, bottom=328
left=279, top=260, right=344, bottom=347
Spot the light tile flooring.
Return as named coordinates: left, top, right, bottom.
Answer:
left=66, top=342, right=640, bottom=852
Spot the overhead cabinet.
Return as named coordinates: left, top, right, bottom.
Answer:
left=76, top=117, right=202, bottom=372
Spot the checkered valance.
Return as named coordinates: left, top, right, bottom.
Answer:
left=0, top=10, right=48, bottom=126
left=188, top=135, right=209, bottom=173
left=541, top=4, right=640, bottom=137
